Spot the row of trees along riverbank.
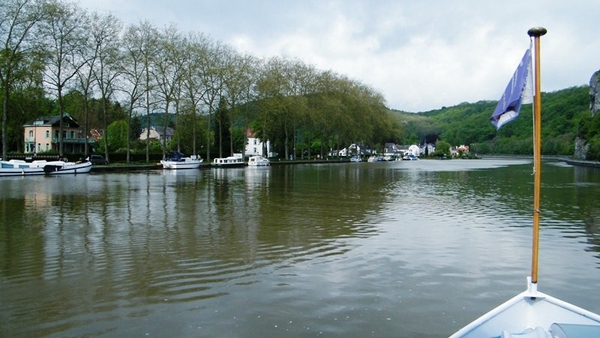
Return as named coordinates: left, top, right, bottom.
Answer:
left=1, top=0, right=402, bottom=164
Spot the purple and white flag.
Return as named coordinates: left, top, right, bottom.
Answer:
left=490, top=49, right=533, bottom=130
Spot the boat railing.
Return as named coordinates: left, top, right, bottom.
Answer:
left=8, top=154, right=61, bottom=161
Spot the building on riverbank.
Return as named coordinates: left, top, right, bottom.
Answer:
left=23, top=114, right=93, bottom=154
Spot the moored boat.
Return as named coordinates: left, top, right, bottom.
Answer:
left=160, top=151, right=203, bottom=169
left=213, top=154, right=245, bottom=167
left=248, top=155, right=270, bottom=166
left=451, top=27, right=600, bottom=337
left=0, top=159, right=92, bottom=176
left=367, top=155, right=385, bottom=162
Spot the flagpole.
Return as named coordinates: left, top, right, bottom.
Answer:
left=527, top=26, right=547, bottom=286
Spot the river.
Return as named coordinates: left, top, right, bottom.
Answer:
left=1, top=159, right=599, bottom=337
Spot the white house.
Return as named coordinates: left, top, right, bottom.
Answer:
left=245, top=130, right=271, bottom=157
left=338, top=143, right=362, bottom=157
left=139, top=126, right=174, bottom=143
left=408, top=144, right=421, bottom=156
left=384, top=143, right=402, bottom=157
left=417, top=143, right=436, bottom=156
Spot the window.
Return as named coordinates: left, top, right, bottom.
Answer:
left=45, top=143, right=49, bottom=151
left=70, top=131, right=74, bottom=139
left=29, top=130, right=33, bottom=138
left=37, top=143, right=41, bottom=152
left=46, top=130, right=50, bottom=138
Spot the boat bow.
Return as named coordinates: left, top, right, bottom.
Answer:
left=451, top=278, right=600, bottom=337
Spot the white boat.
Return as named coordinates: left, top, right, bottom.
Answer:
left=0, top=159, right=92, bottom=176
left=213, top=155, right=245, bottom=167
left=248, top=155, right=270, bottom=166
left=350, top=155, right=361, bottom=162
left=452, top=278, right=600, bottom=337
left=367, top=155, right=385, bottom=162
left=451, top=27, right=600, bottom=337
left=160, top=152, right=203, bottom=169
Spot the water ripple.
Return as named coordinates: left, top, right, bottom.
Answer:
left=2, top=161, right=600, bottom=337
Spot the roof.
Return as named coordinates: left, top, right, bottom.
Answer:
left=23, top=114, right=80, bottom=128
left=142, top=126, right=174, bottom=137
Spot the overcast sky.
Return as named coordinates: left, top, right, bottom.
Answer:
left=78, top=0, right=599, bottom=112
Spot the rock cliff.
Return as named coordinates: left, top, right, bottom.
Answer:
left=574, top=71, right=600, bottom=160
left=591, top=70, right=600, bottom=117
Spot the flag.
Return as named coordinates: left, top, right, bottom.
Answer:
left=490, top=49, right=533, bottom=129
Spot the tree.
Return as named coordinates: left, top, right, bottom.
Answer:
left=9, top=72, right=49, bottom=152
left=214, top=96, right=230, bottom=157
left=219, top=49, right=246, bottom=157
left=74, top=49, right=96, bottom=156
left=232, top=54, right=261, bottom=159
left=122, top=21, right=158, bottom=163
left=198, top=40, right=226, bottom=161
left=120, top=22, right=150, bottom=162
left=180, top=32, right=212, bottom=156
left=90, top=11, right=122, bottom=163
left=434, top=140, right=451, bottom=158
left=104, top=119, right=128, bottom=152
left=154, top=24, right=183, bottom=157
left=0, top=0, right=46, bottom=158
left=0, top=2, right=404, bottom=160
left=256, top=57, right=293, bottom=158
left=39, top=0, right=89, bottom=156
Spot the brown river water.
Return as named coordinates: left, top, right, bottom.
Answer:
left=1, top=159, right=599, bottom=337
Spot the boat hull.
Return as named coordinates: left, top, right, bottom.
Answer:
left=247, top=156, right=270, bottom=166
left=160, top=160, right=202, bottom=169
left=0, top=160, right=92, bottom=176
left=451, top=285, right=600, bottom=337
left=212, top=163, right=245, bottom=168
left=160, top=152, right=203, bottom=170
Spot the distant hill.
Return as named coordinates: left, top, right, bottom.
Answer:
left=389, top=86, right=590, bottom=156
left=135, top=113, right=174, bottom=129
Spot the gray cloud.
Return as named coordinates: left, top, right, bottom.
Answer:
left=79, top=0, right=600, bottom=112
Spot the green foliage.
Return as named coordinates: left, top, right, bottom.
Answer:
left=433, top=140, right=451, bottom=157
left=404, top=133, right=420, bottom=145
left=231, top=126, right=245, bottom=153
left=395, top=86, right=591, bottom=156
left=166, top=113, right=208, bottom=155
left=214, top=97, right=231, bottom=157
left=96, top=120, right=128, bottom=153
left=586, top=137, right=600, bottom=161
left=147, top=140, right=164, bottom=153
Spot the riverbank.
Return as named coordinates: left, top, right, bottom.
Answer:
left=481, top=155, right=600, bottom=168
left=89, top=158, right=348, bottom=172
left=563, top=158, right=600, bottom=168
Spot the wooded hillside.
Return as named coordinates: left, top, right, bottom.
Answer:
left=392, top=86, right=594, bottom=158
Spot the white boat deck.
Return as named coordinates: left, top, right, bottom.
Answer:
left=451, top=282, right=600, bottom=338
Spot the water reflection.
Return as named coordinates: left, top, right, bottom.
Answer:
left=1, top=160, right=600, bottom=337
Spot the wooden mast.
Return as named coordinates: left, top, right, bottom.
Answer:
left=528, top=27, right=547, bottom=285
